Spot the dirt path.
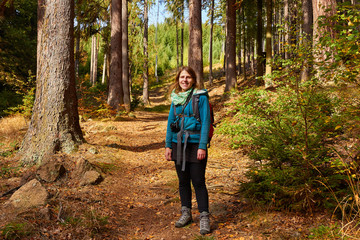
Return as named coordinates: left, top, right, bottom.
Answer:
left=74, top=106, right=249, bottom=239
left=0, top=79, right=333, bottom=240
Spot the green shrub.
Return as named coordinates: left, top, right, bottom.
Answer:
left=220, top=81, right=349, bottom=211
left=0, top=222, right=33, bottom=239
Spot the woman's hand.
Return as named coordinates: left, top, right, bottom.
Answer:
left=165, top=148, right=172, bottom=161
left=197, top=149, right=207, bottom=160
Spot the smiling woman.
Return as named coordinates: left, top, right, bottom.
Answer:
left=165, top=66, right=211, bottom=235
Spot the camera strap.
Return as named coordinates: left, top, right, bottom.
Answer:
left=173, top=88, right=196, bottom=171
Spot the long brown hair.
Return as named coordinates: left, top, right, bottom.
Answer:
left=170, top=66, right=200, bottom=94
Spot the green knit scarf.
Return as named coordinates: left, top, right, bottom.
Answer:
left=170, top=88, right=194, bottom=105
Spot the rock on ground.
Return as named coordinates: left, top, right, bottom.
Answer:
left=9, top=179, right=49, bottom=209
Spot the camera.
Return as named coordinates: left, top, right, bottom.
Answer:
left=170, top=121, right=180, bottom=133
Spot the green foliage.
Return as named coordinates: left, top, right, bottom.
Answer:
left=0, top=163, right=20, bottom=178
left=61, top=208, right=109, bottom=235
left=316, top=3, right=360, bottom=85
left=0, top=222, right=33, bottom=239
left=0, top=84, right=22, bottom=117
left=218, top=3, right=360, bottom=213
left=220, top=84, right=347, bottom=211
left=308, top=224, right=341, bottom=239
left=77, top=78, right=116, bottom=119
left=5, top=86, right=35, bottom=118
left=0, top=0, right=37, bottom=87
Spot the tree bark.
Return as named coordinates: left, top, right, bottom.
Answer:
left=75, top=24, right=80, bottom=79
left=180, top=0, right=184, bottom=67
left=225, top=0, right=237, bottom=92
left=142, top=0, right=150, bottom=105
left=312, top=0, right=337, bottom=82
left=108, top=0, right=123, bottom=110
left=122, top=0, right=130, bottom=112
left=242, top=9, right=247, bottom=80
left=208, top=0, right=214, bottom=85
left=237, top=8, right=242, bottom=76
left=19, top=0, right=83, bottom=165
left=284, top=0, right=290, bottom=60
left=300, top=0, right=313, bottom=81
left=102, top=53, right=107, bottom=84
left=256, top=0, right=263, bottom=84
left=264, top=0, right=272, bottom=88
left=188, top=0, right=204, bottom=89
left=90, top=34, right=98, bottom=86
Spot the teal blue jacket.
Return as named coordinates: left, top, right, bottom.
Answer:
left=165, top=89, right=211, bottom=150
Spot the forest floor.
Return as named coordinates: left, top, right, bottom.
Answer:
left=0, top=73, right=338, bottom=239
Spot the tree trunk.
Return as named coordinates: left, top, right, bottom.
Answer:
left=90, top=34, right=94, bottom=84
left=225, top=0, right=237, bottom=92
left=256, top=0, right=263, bottom=84
left=242, top=9, right=246, bottom=80
left=102, top=53, right=107, bottom=84
left=180, top=1, right=184, bottom=67
left=208, top=0, right=214, bottom=85
left=90, top=34, right=99, bottom=86
left=284, top=0, right=290, bottom=60
left=155, top=0, right=159, bottom=81
left=108, top=0, right=123, bottom=110
left=122, top=0, right=130, bottom=112
left=188, top=0, right=204, bottom=89
left=176, top=22, right=179, bottom=71
left=273, top=3, right=279, bottom=56
left=300, top=0, right=313, bottom=81
left=142, top=0, right=150, bottom=105
left=19, top=0, right=83, bottom=165
left=264, top=0, right=272, bottom=88
left=312, top=0, right=336, bottom=61
left=75, top=24, right=80, bottom=78
left=237, top=8, right=242, bottom=76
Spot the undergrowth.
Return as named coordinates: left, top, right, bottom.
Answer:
left=218, top=3, right=360, bottom=219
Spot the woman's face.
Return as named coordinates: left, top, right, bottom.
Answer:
left=178, top=70, right=194, bottom=92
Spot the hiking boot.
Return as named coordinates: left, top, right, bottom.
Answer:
left=199, top=211, right=210, bottom=235
left=175, top=206, right=192, bottom=228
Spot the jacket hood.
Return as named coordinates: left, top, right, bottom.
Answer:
left=194, top=89, right=208, bottom=96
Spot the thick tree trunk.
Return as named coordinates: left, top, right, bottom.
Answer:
left=264, top=0, right=272, bottom=88
left=108, top=0, right=123, bottom=109
left=256, top=0, right=263, bottom=84
left=19, top=0, right=83, bottom=165
left=188, top=0, right=204, bottom=89
left=142, top=0, right=150, bottom=105
left=122, top=0, right=130, bottom=112
left=225, top=0, right=237, bottom=92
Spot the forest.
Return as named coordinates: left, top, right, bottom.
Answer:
left=1, top=0, right=360, bottom=239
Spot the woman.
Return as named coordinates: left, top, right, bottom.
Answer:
left=165, top=66, right=211, bottom=235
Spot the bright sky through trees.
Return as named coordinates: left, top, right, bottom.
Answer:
left=148, top=1, right=208, bottom=26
